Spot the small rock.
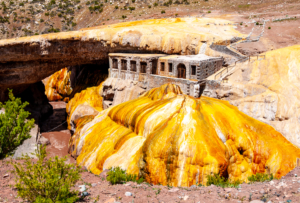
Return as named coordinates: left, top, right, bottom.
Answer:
left=295, top=174, right=297, bottom=177
left=91, top=183, right=97, bottom=187
left=259, top=189, right=265, bottom=194
left=190, top=185, right=196, bottom=189
left=124, top=183, right=131, bottom=186
left=38, top=136, right=50, bottom=145
left=168, top=188, right=179, bottom=192
left=125, top=192, right=132, bottom=196
left=104, top=198, right=115, bottom=203
left=183, top=195, right=189, bottom=200
left=3, top=174, right=9, bottom=178
left=79, top=185, right=86, bottom=192
left=81, top=191, right=89, bottom=196
left=250, top=201, right=264, bottom=203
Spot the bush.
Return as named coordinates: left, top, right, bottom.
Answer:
left=161, top=10, right=165, bottom=14
left=129, top=6, right=135, bottom=11
left=106, top=167, right=144, bottom=185
left=268, top=27, right=271, bottom=29
left=0, top=89, right=34, bottom=158
left=11, top=145, right=81, bottom=202
left=115, top=5, right=118, bottom=9
left=248, top=173, right=274, bottom=183
left=206, top=173, right=241, bottom=188
left=207, top=10, right=211, bottom=13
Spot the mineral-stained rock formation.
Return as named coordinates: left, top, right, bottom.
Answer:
left=44, top=68, right=73, bottom=102
left=0, top=17, right=244, bottom=101
left=203, top=45, right=300, bottom=148
left=67, top=83, right=300, bottom=186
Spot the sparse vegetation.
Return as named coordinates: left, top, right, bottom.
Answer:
left=11, top=145, right=81, bottom=202
left=206, top=173, right=241, bottom=188
left=0, top=89, right=34, bottom=158
left=161, top=10, right=165, bottom=14
left=248, top=173, right=274, bottom=183
left=106, top=167, right=144, bottom=185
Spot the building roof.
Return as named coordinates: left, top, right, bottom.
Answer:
left=109, top=53, right=167, bottom=59
left=159, top=54, right=222, bottom=61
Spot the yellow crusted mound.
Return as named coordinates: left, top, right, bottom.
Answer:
left=68, top=83, right=300, bottom=186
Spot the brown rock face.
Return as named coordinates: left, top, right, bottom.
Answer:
left=0, top=18, right=243, bottom=101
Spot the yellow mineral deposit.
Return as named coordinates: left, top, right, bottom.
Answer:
left=0, top=18, right=245, bottom=56
left=68, top=83, right=300, bottom=187
left=66, top=82, right=104, bottom=129
left=44, top=68, right=72, bottom=102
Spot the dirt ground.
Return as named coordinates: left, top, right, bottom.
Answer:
left=1, top=158, right=300, bottom=203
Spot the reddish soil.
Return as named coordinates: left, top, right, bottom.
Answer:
left=1, top=158, right=300, bottom=203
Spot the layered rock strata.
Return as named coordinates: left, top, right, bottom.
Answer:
left=67, top=83, right=300, bottom=187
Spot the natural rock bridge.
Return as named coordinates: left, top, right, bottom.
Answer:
left=0, top=18, right=244, bottom=100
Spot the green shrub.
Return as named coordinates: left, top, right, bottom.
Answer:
left=161, top=10, right=165, bottom=14
left=248, top=173, right=274, bottom=183
left=106, top=167, right=144, bottom=185
left=207, top=10, right=211, bottom=13
left=148, top=5, right=151, bottom=8
left=115, top=5, right=118, bottom=9
left=206, top=173, right=241, bottom=188
left=268, top=27, right=271, bottom=29
left=0, top=89, right=34, bottom=158
left=154, top=2, right=158, bottom=6
left=11, top=145, right=81, bottom=202
left=129, top=6, right=135, bottom=11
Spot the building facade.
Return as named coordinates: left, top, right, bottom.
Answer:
left=108, top=53, right=223, bottom=98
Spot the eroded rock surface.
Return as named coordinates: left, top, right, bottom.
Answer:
left=67, top=83, right=300, bottom=187
left=0, top=17, right=244, bottom=101
left=204, top=45, right=300, bottom=148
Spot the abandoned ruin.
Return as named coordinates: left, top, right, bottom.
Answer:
left=109, top=53, right=224, bottom=98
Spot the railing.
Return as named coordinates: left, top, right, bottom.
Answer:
left=214, top=54, right=266, bottom=80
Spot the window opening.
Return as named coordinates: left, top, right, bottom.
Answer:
left=130, top=61, right=136, bottom=72
left=112, top=59, right=118, bottom=69
left=169, top=63, right=173, bottom=72
left=121, top=59, right=127, bottom=71
left=191, top=65, right=196, bottom=75
left=140, top=62, right=147, bottom=73
left=161, top=62, right=165, bottom=71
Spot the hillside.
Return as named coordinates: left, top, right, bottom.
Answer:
left=1, top=0, right=300, bottom=40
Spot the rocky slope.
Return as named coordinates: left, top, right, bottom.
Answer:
left=0, top=17, right=243, bottom=101
left=204, top=45, right=300, bottom=148
left=66, top=83, right=300, bottom=187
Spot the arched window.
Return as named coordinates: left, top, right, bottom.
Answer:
left=177, top=63, right=186, bottom=79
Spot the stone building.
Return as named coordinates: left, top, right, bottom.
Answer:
left=108, top=53, right=223, bottom=98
